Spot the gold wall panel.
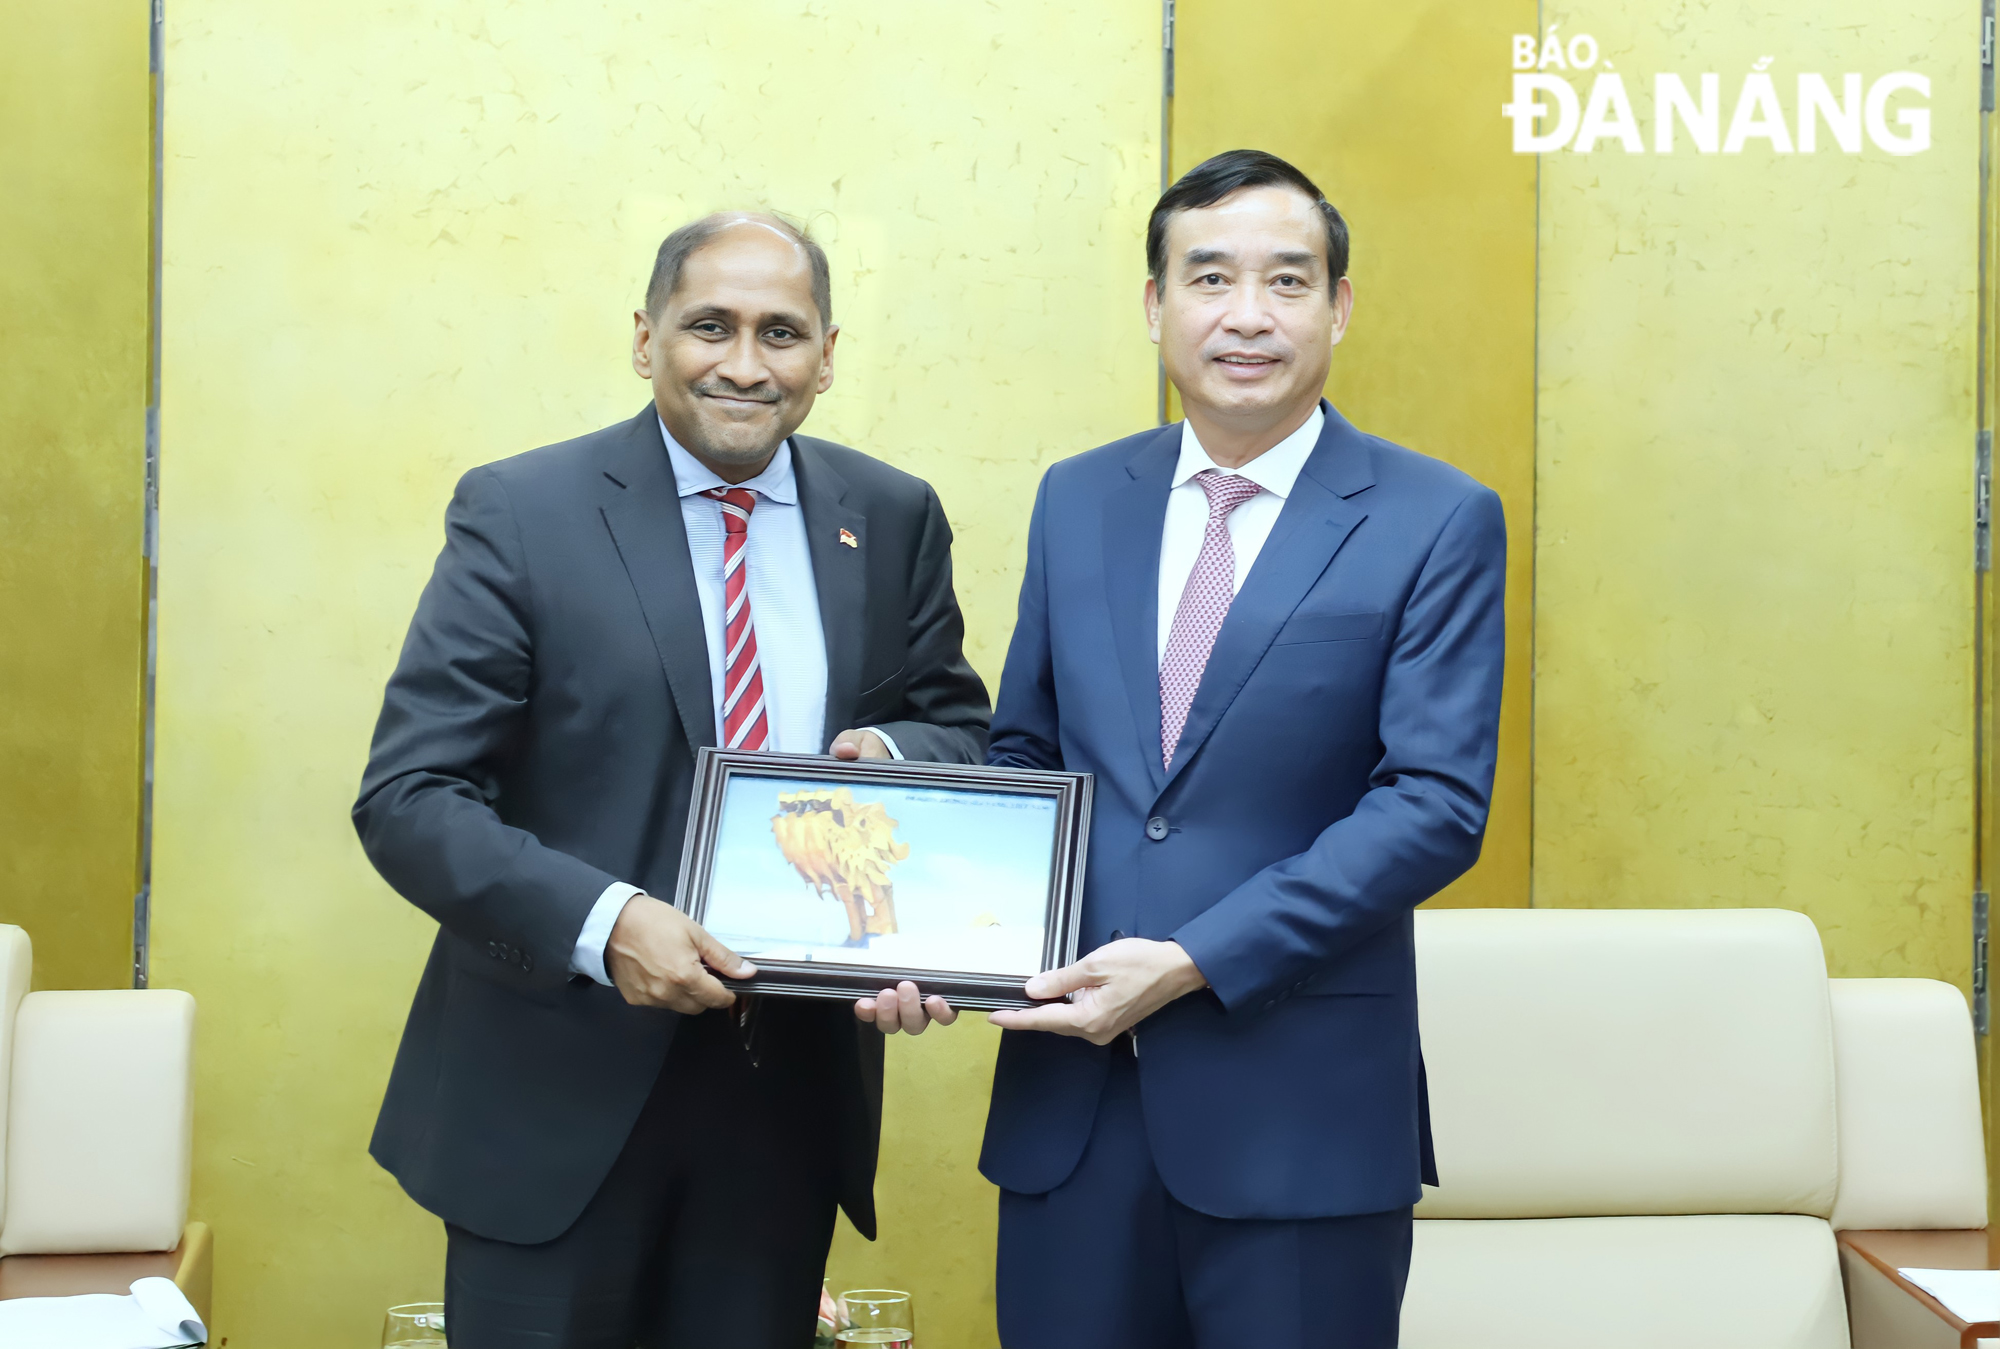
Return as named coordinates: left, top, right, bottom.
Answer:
left=1172, top=0, right=1541, bottom=907
left=1533, top=1, right=1981, bottom=985
left=0, top=0, right=149, bottom=991
left=152, top=2, right=1159, bottom=1343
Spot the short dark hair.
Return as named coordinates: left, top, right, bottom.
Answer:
left=644, top=212, right=833, bottom=328
left=1146, top=149, right=1349, bottom=291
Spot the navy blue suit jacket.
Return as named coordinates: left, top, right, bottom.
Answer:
left=977, top=401, right=1505, bottom=1220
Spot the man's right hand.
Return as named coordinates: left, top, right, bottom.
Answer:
left=604, top=894, right=757, bottom=1013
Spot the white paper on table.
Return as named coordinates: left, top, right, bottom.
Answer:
left=0, top=1275, right=206, bottom=1349
left=1898, top=1267, right=2000, bottom=1324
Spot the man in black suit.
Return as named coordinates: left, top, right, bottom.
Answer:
left=355, top=212, right=989, bottom=1347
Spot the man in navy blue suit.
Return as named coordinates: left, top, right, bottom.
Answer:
left=973, top=150, right=1507, bottom=1347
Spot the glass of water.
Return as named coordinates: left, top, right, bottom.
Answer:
left=382, top=1302, right=446, bottom=1349
left=836, top=1289, right=914, bottom=1347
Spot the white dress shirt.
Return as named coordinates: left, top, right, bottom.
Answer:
left=570, top=419, right=899, bottom=985
left=1157, top=407, right=1324, bottom=663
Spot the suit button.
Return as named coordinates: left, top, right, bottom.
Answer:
left=1145, top=817, right=1169, bottom=841
left=521, top=951, right=535, bottom=973
left=1110, top=929, right=1127, bottom=942
left=487, top=942, right=502, bottom=960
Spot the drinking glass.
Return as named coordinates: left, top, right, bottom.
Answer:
left=836, top=1288, right=915, bottom=1347
left=382, top=1302, right=447, bottom=1349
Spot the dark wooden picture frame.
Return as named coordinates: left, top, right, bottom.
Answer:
left=672, top=748, right=1093, bottom=1009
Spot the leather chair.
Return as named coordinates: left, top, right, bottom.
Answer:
left=1829, top=976, right=1991, bottom=1348
left=1401, top=908, right=1986, bottom=1349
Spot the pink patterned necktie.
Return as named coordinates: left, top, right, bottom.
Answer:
left=702, top=487, right=770, bottom=752
left=1159, top=469, right=1263, bottom=769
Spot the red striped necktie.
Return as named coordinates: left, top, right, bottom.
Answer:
left=702, top=486, right=770, bottom=752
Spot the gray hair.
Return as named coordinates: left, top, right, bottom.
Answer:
left=643, top=212, right=832, bottom=328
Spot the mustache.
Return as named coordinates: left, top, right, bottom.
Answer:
left=692, top=380, right=781, bottom=404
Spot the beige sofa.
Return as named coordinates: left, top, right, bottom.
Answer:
left=0, top=925, right=209, bottom=1320
left=1402, top=908, right=1986, bottom=1349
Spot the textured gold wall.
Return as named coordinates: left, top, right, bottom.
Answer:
left=1533, top=1, right=1981, bottom=985
left=116, top=3, right=1989, bottom=1345
left=150, top=2, right=1158, bottom=1344
left=0, top=0, right=149, bottom=992
left=1171, top=0, right=1540, bottom=908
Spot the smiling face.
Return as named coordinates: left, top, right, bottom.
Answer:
left=1147, top=184, right=1353, bottom=462
left=633, top=220, right=838, bottom=482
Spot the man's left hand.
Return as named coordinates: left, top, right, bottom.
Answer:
left=986, top=938, right=1209, bottom=1044
left=855, top=980, right=958, bottom=1035
left=829, top=728, right=890, bottom=760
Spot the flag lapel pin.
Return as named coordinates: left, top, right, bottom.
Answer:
left=838, top=528, right=859, bottom=549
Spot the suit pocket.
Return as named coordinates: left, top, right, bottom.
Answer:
left=1272, top=609, right=1383, bottom=647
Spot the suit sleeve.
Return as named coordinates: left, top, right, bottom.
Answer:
left=867, top=483, right=991, bottom=765
left=352, top=466, right=616, bottom=985
left=1171, top=485, right=1507, bottom=1012
left=986, top=471, right=1063, bottom=772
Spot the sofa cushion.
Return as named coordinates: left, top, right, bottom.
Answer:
left=1414, top=908, right=1838, bottom=1218
left=1, top=990, right=195, bottom=1255
left=1402, top=1215, right=1849, bottom=1349
left=1828, top=978, right=1986, bottom=1231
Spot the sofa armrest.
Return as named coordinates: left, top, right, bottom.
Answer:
left=1829, top=980, right=1986, bottom=1231
left=0, top=990, right=195, bottom=1255
left=0, top=927, right=30, bottom=1226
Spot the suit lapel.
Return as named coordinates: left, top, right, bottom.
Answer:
left=1163, top=401, right=1375, bottom=787
left=1103, top=427, right=1181, bottom=796
left=599, top=407, right=715, bottom=756
left=792, top=436, right=867, bottom=749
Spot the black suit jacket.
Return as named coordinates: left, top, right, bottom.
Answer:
left=355, top=407, right=990, bottom=1244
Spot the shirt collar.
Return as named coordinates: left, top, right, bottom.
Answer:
left=1172, top=405, right=1325, bottom=498
left=658, top=414, right=799, bottom=507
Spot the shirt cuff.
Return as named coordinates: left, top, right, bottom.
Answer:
left=863, top=727, right=906, bottom=760
left=571, top=882, right=644, bottom=986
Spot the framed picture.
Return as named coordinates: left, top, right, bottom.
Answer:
left=672, top=748, right=1093, bottom=1009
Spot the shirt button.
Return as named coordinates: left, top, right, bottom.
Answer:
left=1145, top=817, right=1169, bottom=841
left=1110, top=929, right=1127, bottom=942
